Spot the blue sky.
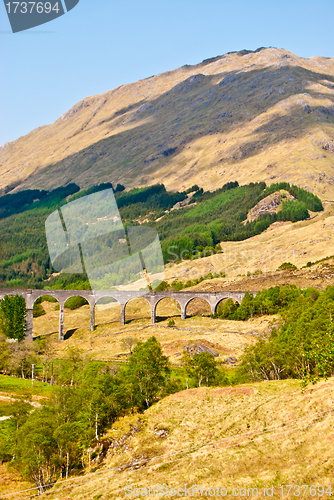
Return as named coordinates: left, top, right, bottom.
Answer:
left=1, top=0, right=334, bottom=145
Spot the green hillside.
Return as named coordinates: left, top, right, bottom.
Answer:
left=0, top=181, right=323, bottom=289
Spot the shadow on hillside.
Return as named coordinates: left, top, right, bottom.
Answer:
left=155, top=314, right=180, bottom=323
left=64, top=328, right=77, bottom=340
left=33, top=331, right=58, bottom=341
left=22, top=65, right=334, bottom=191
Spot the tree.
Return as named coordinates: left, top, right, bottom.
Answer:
left=217, top=298, right=238, bottom=319
left=240, top=338, right=284, bottom=381
left=9, top=340, right=37, bottom=379
left=0, top=333, right=10, bottom=373
left=181, top=351, right=193, bottom=389
left=302, top=319, right=334, bottom=387
left=53, top=422, right=81, bottom=480
left=121, top=337, right=139, bottom=355
left=10, top=400, right=32, bottom=431
left=13, top=407, right=58, bottom=494
left=236, top=292, right=255, bottom=320
left=33, top=301, right=46, bottom=318
left=115, top=183, right=125, bottom=193
left=192, top=352, right=218, bottom=387
left=35, top=337, right=55, bottom=383
left=0, top=294, right=27, bottom=341
left=61, top=347, right=84, bottom=386
left=126, top=337, right=170, bottom=408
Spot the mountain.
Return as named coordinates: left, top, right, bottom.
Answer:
left=1, top=47, right=334, bottom=199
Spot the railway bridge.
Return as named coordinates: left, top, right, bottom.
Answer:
left=0, top=289, right=257, bottom=341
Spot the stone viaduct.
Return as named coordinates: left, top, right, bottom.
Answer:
left=0, top=289, right=257, bottom=341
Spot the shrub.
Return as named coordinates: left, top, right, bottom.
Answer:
left=278, top=262, right=297, bottom=271
left=64, top=296, right=88, bottom=310
left=33, top=303, right=46, bottom=318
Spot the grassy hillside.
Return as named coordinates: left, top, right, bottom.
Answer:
left=1, top=48, right=334, bottom=201
left=2, top=276, right=334, bottom=497
left=33, top=378, right=334, bottom=500
left=0, top=181, right=322, bottom=289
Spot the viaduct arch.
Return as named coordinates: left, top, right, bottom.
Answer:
left=0, top=289, right=257, bottom=341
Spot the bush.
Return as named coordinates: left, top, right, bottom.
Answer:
left=33, top=303, right=46, bottom=318
left=278, top=262, right=297, bottom=271
left=64, top=296, right=89, bottom=310
left=115, top=183, right=125, bottom=193
left=35, top=296, right=57, bottom=304
left=154, top=281, right=170, bottom=291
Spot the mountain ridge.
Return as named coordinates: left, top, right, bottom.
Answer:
left=2, top=47, right=334, bottom=199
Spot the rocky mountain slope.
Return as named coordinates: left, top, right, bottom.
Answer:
left=1, top=47, right=334, bottom=199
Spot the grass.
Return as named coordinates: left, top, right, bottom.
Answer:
left=163, top=202, right=334, bottom=287
left=0, top=463, right=33, bottom=499
left=40, top=377, right=334, bottom=499
left=2, top=48, right=334, bottom=205
left=32, top=297, right=268, bottom=363
left=0, top=374, right=52, bottom=397
left=0, top=401, right=18, bottom=418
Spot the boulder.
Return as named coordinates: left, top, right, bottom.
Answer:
left=183, top=343, right=219, bottom=357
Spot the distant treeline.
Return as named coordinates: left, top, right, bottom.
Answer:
left=158, top=180, right=323, bottom=263
left=159, top=181, right=265, bottom=262
left=0, top=184, right=81, bottom=220
left=116, top=184, right=187, bottom=210
left=67, top=182, right=125, bottom=203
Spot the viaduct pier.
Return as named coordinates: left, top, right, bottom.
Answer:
left=0, top=289, right=257, bottom=341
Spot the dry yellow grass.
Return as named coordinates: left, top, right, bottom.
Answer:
left=0, top=464, right=33, bottom=498
left=40, top=378, right=334, bottom=500
left=2, top=48, right=334, bottom=201
left=164, top=201, right=334, bottom=285
left=34, top=298, right=270, bottom=363
left=33, top=248, right=334, bottom=363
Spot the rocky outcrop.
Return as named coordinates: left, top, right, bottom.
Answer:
left=183, top=343, right=219, bottom=357
left=246, top=190, right=294, bottom=223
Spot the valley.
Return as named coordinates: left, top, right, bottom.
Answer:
left=1, top=47, right=334, bottom=498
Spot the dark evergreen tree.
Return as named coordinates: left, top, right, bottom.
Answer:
left=0, top=294, right=27, bottom=341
